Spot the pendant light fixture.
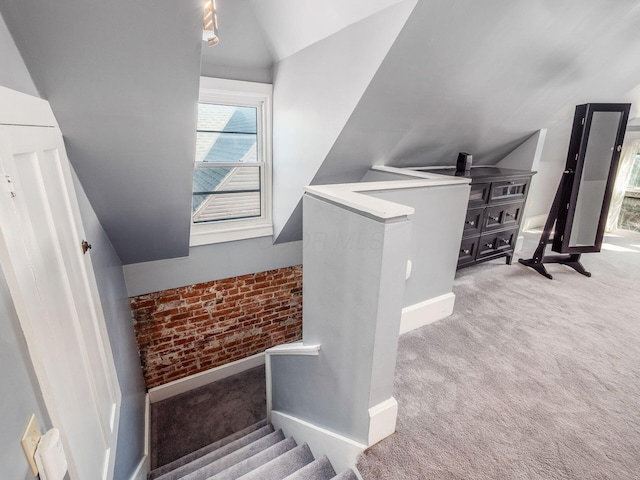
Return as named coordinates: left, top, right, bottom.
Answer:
left=203, top=0, right=219, bottom=46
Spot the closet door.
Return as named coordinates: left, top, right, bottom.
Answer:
left=0, top=120, right=120, bottom=479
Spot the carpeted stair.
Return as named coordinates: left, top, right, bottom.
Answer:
left=148, top=420, right=359, bottom=480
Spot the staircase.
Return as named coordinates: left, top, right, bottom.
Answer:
left=148, top=420, right=359, bottom=480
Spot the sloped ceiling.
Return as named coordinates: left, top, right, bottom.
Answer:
left=200, top=0, right=274, bottom=83
left=276, top=0, right=640, bottom=242
left=0, top=0, right=203, bottom=264
left=249, top=0, right=408, bottom=62
left=2, top=0, right=640, bottom=262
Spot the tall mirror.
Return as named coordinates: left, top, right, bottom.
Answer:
left=520, top=103, right=630, bottom=279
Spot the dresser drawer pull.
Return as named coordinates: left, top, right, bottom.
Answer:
left=489, top=215, right=499, bottom=221
left=461, top=249, right=470, bottom=255
left=505, top=212, right=514, bottom=218
left=485, top=242, right=494, bottom=248
left=500, top=238, right=510, bottom=245
left=466, top=220, right=475, bottom=226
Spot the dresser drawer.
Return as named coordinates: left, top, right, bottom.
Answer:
left=463, top=207, right=484, bottom=236
left=489, top=178, right=529, bottom=203
left=458, top=236, right=479, bottom=267
left=468, top=182, right=490, bottom=207
left=477, top=228, right=518, bottom=259
left=483, top=202, right=524, bottom=231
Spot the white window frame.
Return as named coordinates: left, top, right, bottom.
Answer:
left=190, top=77, right=273, bottom=246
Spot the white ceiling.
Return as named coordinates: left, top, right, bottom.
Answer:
left=248, top=0, right=407, bottom=61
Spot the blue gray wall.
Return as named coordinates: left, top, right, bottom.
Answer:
left=0, top=269, right=52, bottom=479
left=123, top=237, right=302, bottom=297
left=271, top=194, right=410, bottom=443
left=72, top=171, right=147, bottom=480
left=366, top=182, right=469, bottom=307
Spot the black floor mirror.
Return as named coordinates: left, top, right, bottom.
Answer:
left=520, top=103, right=631, bottom=279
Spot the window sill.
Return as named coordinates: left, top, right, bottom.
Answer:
left=189, top=222, right=273, bottom=246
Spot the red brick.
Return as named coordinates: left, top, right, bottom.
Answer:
left=131, top=265, right=303, bottom=389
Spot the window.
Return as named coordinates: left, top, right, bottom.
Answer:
left=190, top=78, right=273, bottom=246
left=617, top=147, right=640, bottom=233
left=626, top=151, right=640, bottom=192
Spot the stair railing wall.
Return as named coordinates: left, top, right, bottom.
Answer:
left=266, top=177, right=470, bottom=474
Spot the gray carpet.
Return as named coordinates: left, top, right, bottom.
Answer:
left=357, top=232, right=640, bottom=479
left=151, top=365, right=266, bottom=469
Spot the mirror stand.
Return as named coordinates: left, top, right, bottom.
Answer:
left=519, top=170, right=592, bottom=279
left=519, top=103, right=630, bottom=280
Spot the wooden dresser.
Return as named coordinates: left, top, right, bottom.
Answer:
left=415, top=167, right=536, bottom=269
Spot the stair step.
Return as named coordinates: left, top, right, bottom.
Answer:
left=330, top=469, right=359, bottom=480
left=281, top=455, right=337, bottom=480
left=149, top=420, right=269, bottom=479
left=157, top=429, right=284, bottom=480
left=206, top=437, right=298, bottom=480
left=237, top=443, right=315, bottom=480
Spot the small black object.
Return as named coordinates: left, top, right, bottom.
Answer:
left=456, top=152, right=472, bottom=171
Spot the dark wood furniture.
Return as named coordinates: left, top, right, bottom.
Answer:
left=519, top=103, right=630, bottom=279
left=416, top=166, right=535, bottom=269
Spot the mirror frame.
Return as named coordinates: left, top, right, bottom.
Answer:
left=552, top=103, right=630, bottom=254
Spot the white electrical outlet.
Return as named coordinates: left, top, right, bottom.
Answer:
left=21, top=414, right=41, bottom=476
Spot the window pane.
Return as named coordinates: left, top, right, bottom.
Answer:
left=193, top=191, right=261, bottom=223
left=628, top=154, right=640, bottom=189
left=192, top=164, right=261, bottom=223
left=197, top=104, right=256, bottom=134
left=195, top=132, right=257, bottom=163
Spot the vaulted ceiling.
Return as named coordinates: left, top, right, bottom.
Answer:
left=2, top=0, right=639, bottom=262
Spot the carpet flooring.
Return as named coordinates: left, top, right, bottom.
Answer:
left=150, top=365, right=266, bottom=469
left=357, top=232, right=640, bottom=479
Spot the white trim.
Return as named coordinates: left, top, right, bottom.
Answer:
left=128, top=394, right=150, bottom=480
left=191, top=77, right=273, bottom=246
left=190, top=223, right=273, bottom=246
left=367, top=397, right=398, bottom=446
left=372, top=165, right=471, bottom=184
left=0, top=86, right=57, bottom=127
left=270, top=410, right=366, bottom=480
left=144, top=394, right=150, bottom=457
left=265, top=353, right=273, bottom=423
left=399, top=293, right=456, bottom=334
left=266, top=342, right=321, bottom=356
left=523, top=213, right=547, bottom=231
left=148, top=352, right=265, bottom=403
left=128, top=455, right=149, bottom=480
left=306, top=176, right=469, bottom=222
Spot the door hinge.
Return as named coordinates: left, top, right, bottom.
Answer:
left=5, top=175, right=16, bottom=198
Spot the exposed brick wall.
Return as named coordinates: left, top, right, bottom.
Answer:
left=130, top=266, right=302, bottom=389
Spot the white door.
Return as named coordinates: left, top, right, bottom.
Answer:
left=0, top=93, right=121, bottom=479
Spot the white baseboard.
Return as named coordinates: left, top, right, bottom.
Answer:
left=400, top=292, right=455, bottom=334
left=367, top=397, right=398, bottom=446
left=148, top=352, right=265, bottom=403
left=129, top=455, right=149, bottom=480
left=270, top=410, right=366, bottom=480
left=523, top=213, right=546, bottom=231
left=129, top=393, right=151, bottom=480
left=144, top=393, right=150, bottom=457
